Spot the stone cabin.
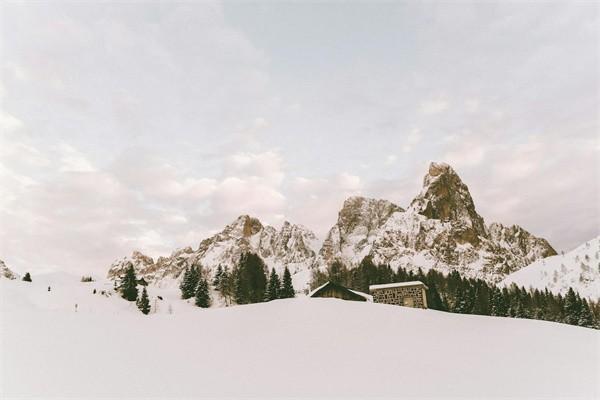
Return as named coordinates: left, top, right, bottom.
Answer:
left=369, top=281, right=428, bottom=309
left=309, top=281, right=371, bottom=302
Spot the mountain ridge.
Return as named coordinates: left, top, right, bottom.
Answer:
left=106, top=162, right=558, bottom=290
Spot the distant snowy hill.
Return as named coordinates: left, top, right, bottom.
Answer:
left=315, top=162, right=556, bottom=283
left=1, top=276, right=597, bottom=399
left=502, top=236, right=600, bottom=300
left=107, top=216, right=319, bottom=288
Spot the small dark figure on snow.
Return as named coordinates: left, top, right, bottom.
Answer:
left=48, top=286, right=51, bottom=292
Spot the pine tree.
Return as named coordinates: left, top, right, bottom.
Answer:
left=234, top=253, right=267, bottom=304
left=265, top=268, right=281, bottom=301
left=195, top=278, right=211, bottom=308
left=218, top=266, right=232, bottom=305
left=564, top=288, right=581, bottom=325
left=213, top=265, right=224, bottom=288
left=22, top=272, right=32, bottom=282
left=137, top=287, right=151, bottom=314
left=120, top=264, right=138, bottom=301
left=180, top=265, right=201, bottom=299
left=280, top=266, right=295, bottom=299
left=426, top=281, right=446, bottom=311
left=234, top=267, right=245, bottom=305
left=578, top=299, right=594, bottom=328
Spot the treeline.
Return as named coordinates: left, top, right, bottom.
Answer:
left=117, top=252, right=295, bottom=314
left=211, top=253, right=295, bottom=305
left=310, top=257, right=599, bottom=329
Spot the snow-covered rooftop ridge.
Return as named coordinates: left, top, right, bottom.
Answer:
left=307, top=281, right=330, bottom=297
left=369, top=281, right=428, bottom=290
left=348, top=288, right=373, bottom=301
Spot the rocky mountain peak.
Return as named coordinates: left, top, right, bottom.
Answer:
left=318, top=196, right=404, bottom=262
left=108, top=215, right=319, bottom=286
left=409, top=162, right=487, bottom=242
left=226, top=215, right=264, bottom=238
left=338, top=196, right=404, bottom=235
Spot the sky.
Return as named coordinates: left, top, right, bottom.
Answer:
left=1, top=1, right=598, bottom=275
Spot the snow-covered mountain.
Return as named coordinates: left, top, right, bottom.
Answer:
left=0, top=259, right=19, bottom=280
left=501, top=236, right=600, bottom=299
left=316, top=162, right=556, bottom=283
left=107, top=162, right=557, bottom=288
left=107, top=216, right=319, bottom=286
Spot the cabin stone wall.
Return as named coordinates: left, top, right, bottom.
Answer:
left=371, top=285, right=427, bottom=309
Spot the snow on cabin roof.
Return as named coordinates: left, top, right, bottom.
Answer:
left=348, top=288, right=373, bottom=302
left=307, top=281, right=331, bottom=297
left=308, top=281, right=372, bottom=301
left=369, top=281, right=428, bottom=291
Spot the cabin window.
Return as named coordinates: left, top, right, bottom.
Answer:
left=402, top=296, right=414, bottom=307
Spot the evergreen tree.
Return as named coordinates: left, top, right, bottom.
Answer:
left=578, top=299, right=594, bottom=328
left=179, top=267, right=191, bottom=299
left=265, top=268, right=281, bottom=301
left=564, top=288, right=581, bottom=325
left=120, top=264, right=138, bottom=301
left=234, top=253, right=267, bottom=304
left=426, top=281, right=446, bottom=311
left=22, top=272, right=32, bottom=282
left=218, top=266, right=232, bottom=305
left=137, top=287, right=151, bottom=314
left=213, top=265, right=224, bottom=287
left=234, top=266, right=245, bottom=305
left=195, top=278, right=211, bottom=308
left=180, top=265, right=201, bottom=299
left=280, top=266, right=295, bottom=299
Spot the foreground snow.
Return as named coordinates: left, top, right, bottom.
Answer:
left=1, top=277, right=599, bottom=399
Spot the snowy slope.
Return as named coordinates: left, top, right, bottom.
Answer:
left=502, top=236, right=600, bottom=300
left=1, top=277, right=598, bottom=399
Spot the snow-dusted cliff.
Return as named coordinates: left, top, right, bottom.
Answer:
left=316, top=162, right=556, bottom=283
left=107, top=216, right=319, bottom=286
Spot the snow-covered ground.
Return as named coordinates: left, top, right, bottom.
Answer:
left=502, top=236, right=600, bottom=300
left=1, top=274, right=598, bottom=399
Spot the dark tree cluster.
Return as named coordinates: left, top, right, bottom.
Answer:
left=22, top=272, right=32, bottom=282
left=213, top=253, right=295, bottom=305
left=180, top=265, right=211, bottom=308
left=310, top=257, right=599, bottom=329
left=118, top=264, right=152, bottom=315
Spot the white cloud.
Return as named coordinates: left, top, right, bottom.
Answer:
left=419, top=98, right=449, bottom=115
left=56, top=144, right=96, bottom=172
left=0, top=111, right=25, bottom=132
left=402, top=128, right=422, bottom=153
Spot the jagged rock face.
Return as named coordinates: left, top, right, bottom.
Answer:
left=319, top=196, right=404, bottom=262
left=107, top=250, right=156, bottom=281
left=317, top=162, right=556, bottom=283
left=106, top=216, right=319, bottom=285
left=0, top=259, right=19, bottom=280
left=409, top=162, right=487, bottom=244
left=488, top=223, right=557, bottom=265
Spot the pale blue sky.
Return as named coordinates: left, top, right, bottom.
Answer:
left=1, top=1, right=598, bottom=274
